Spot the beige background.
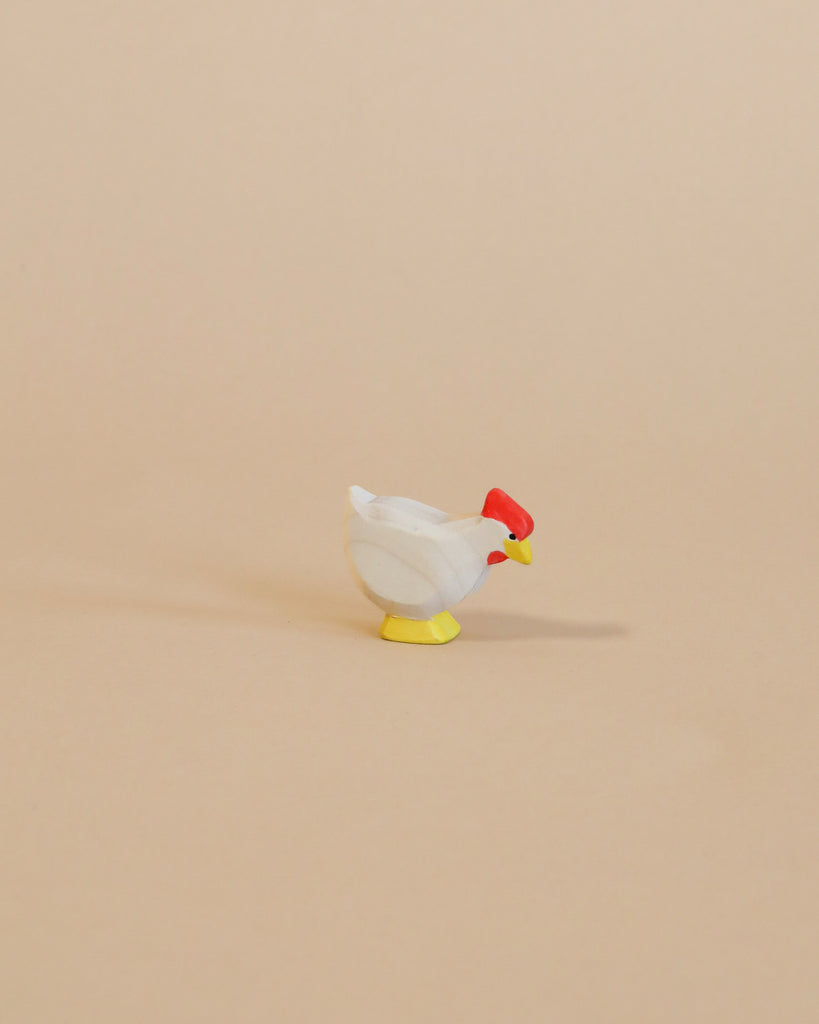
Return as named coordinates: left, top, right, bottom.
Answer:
left=2, top=2, right=818, bottom=1021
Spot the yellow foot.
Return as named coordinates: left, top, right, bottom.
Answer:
left=380, top=611, right=461, bottom=645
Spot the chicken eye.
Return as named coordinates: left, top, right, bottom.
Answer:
left=508, top=533, right=516, bottom=540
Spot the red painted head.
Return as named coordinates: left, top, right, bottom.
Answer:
left=482, top=488, right=534, bottom=564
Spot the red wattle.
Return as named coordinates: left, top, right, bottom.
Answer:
left=487, top=550, right=507, bottom=565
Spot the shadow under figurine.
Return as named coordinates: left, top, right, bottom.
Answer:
left=345, top=486, right=534, bottom=644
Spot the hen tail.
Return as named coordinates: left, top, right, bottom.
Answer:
left=348, top=485, right=377, bottom=514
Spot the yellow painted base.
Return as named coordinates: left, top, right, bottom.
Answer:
left=380, top=611, right=461, bottom=645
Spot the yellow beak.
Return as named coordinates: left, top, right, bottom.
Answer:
left=504, top=537, right=533, bottom=564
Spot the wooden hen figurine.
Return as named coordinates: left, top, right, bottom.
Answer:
left=345, top=486, right=534, bottom=644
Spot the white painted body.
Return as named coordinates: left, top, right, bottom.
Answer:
left=345, top=486, right=510, bottom=620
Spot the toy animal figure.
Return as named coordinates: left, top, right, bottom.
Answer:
left=345, top=486, right=534, bottom=644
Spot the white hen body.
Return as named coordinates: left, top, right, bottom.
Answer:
left=345, top=485, right=506, bottom=619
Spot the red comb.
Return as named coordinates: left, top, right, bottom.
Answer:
left=481, top=488, right=534, bottom=539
